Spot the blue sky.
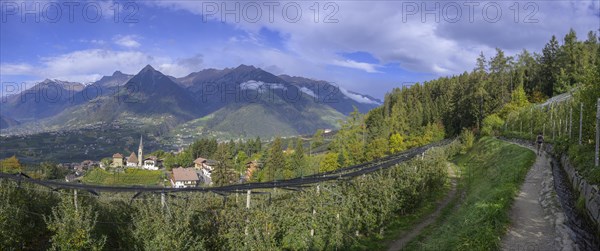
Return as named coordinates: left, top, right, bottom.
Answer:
left=1, top=0, right=599, bottom=98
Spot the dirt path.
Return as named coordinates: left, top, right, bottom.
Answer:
left=500, top=145, right=556, bottom=251
left=387, top=163, right=459, bottom=251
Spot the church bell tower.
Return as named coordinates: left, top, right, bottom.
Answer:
left=138, top=135, right=143, bottom=167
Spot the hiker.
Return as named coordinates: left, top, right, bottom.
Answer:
left=536, top=132, right=544, bottom=156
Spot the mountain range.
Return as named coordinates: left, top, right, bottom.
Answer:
left=0, top=65, right=381, bottom=139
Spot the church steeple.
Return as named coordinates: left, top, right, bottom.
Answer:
left=138, top=135, right=143, bottom=167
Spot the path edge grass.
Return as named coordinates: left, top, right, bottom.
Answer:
left=404, top=137, right=536, bottom=251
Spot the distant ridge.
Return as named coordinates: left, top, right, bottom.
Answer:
left=1, top=65, right=380, bottom=138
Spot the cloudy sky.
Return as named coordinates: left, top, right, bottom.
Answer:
left=1, top=0, right=598, bottom=98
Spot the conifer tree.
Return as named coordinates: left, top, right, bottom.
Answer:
left=265, top=137, right=285, bottom=181
left=213, top=144, right=234, bottom=186
left=291, top=138, right=306, bottom=176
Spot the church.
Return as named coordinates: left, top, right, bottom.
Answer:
left=125, top=136, right=145, bottom=168
left=110, top=136, right=161, bottom=170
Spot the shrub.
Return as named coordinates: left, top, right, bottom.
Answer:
left=460, top=128, right=475, bottom=153
left=482, top=114, right=504, bottom=136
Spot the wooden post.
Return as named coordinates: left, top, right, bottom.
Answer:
left=553, top=120, right=556, bottom=140
left=530, top=108, right=534, bottom=136
left=543, top=123, right=546, bottom=136
left=74, top=190, right=78, bottom=213
left=569, top=106, right=573, bottom=139
left=520, top=121, right=523, bottom=133
left=246, top=190, right=251, bottom=209
left=530, top=111, right=533, bottom=136
left=161, top=192, right=166, bottom=210
left=565, top=109, right=569, bottom=136
left=311, top=185, right=319, bottom=237
left=550, top=105, right=554, bottom=139
left=580, top=103, right=583, bottom=145
left=311, top=208, right=316, bottom=237
left=559, top=119, right=562, bottom=137
left=596, top=98, right=600, bottom=167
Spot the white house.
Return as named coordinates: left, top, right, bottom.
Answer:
left=171, top=167, right=199, bottom=188
left=142, top=156, right=160, bottom=170
left=194, top=157, right=216, bottom=183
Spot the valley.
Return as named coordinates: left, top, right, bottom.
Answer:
left=1, top=1, right=599, bottom=250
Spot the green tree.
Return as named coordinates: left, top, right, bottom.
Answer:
left=312, top=129, right=324, bottom=149
left=235, top=150, right=249, bottom=174
left=213, top=144, right=234, bottom=186
left=320, top=152, right=340, bottom=172
left=148, top=150, right=167, bottom=158
left=263, top=137, right=285, bottom=181
left=41, top=162, right=66, bottom=180
left=291, top=138, right=306, bottom=177
left=45, top=195, right=106, bottom=251
left=331, top=107, right=366, bottom=166
left=161, top=153, right=177, bottom=170
left=189, top=138, right=218, bottom=159
left=540, top=35, right=560, bottom=96
left=389, top=133, right=406, bottom=154
left=249, top=136, right=262, bottom=156
left=482, top=114, right=505, bottom=136
left=0, top=155, right=21, bottom=173
left=131, top=199, right=204, bottom=250
left=475, top=51, right=488, bottom=74
left=175, top=150, right=193, bottom=168
left=100, top=158, right=112, bottom=168
left=499, top=85, right=530, bottom=118
left=365, top=137, right=389, bottom=161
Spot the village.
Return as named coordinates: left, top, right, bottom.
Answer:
left=64, top=136, right=261, bottom=188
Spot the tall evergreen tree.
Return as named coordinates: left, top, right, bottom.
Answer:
left=264, top=137, right=285, bottom=181
left=291, top=138, right=306, bottom=177
left=213, top=144, right=234, bottom=186
left=541, top=35, right=560, bottom=96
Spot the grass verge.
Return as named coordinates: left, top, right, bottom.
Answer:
left=503, top=130, right=599, bottom=186
left=83, top=168, right=165, bottom=186
left=404, top=137, right=535, bottom=251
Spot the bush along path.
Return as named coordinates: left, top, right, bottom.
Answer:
left=387, top=163, right=459, bottom=251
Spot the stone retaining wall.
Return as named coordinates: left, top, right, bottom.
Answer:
left=500, top=137, right=600, bottom=231
left=559, top=154, right=600, bottom=230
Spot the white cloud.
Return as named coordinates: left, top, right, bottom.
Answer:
left=147, top=0, right=599, bottom=78
left=0, top=63, right=35, bottom=76
left=339, top=87, right=381, bottom=105
left=157, top=54, right=205, bottom=77
left=2, top=49, right=154, bottom=83
left=332, top=59, right=380, bottom=73
left=113, top=35, right=141, bottom=48
left=78, top=39, right=107, bottom=45
left=299, top=87, right=316, bottom=98
left=39, top=49, right=155, bottom=80
left=240, top=81, right=287, bottom=92
left=0, top=49, right=210, bottom=84
left=3, top=1, right=598, bottom=99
